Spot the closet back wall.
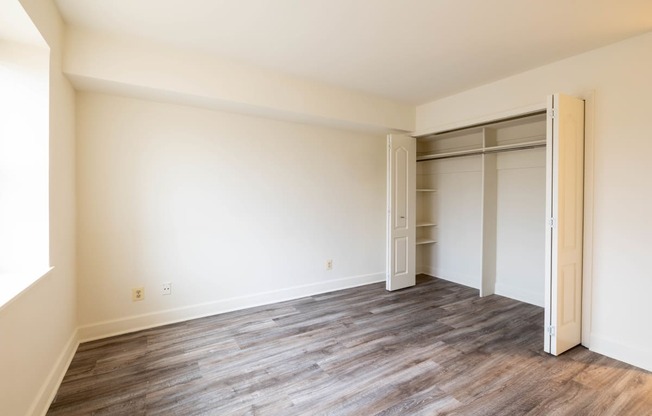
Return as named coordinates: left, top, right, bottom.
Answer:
left=76, top=92, right=386, bottom=339
left=495, top=148, right=546, bottom=306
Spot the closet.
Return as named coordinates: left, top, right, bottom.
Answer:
left=416, top=112, right=547, bottom=305
left=386, top=93, right=585, bottom=355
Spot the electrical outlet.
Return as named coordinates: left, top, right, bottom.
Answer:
left=326, top=259, right=333, bottom=270
left=132, top=287, right=145, bottom=301
left=162, top=282, right=171, bottom=295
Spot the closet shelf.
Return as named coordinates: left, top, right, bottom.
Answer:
left=417, top=138, right=547, bottom=162
left=416, top=188, right=437, bottom=192
left=416, top=238, right=437, bottom=245
left=416, top=222, right=437, bottom=227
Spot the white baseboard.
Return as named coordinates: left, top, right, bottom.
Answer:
left=420, top=266, right=479, bottom=290
left=78, top=272, right=385, bottom=342
left=419, top=269, right=543, bottom=307
left=29, top=329, right=79, bottom=416
left=418, top=266, right=440, bottom=279
left=416, top=265, right=429, bottom=275
left=590, top=333, right=652, bottom=373
left=495, top=282, right=544, bottom=307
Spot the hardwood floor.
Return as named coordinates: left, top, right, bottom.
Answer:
left=48, top=276, right=652, bottom=415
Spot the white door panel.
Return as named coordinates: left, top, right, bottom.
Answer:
left=545, top=93, right=585, bottom=355
left=387, top=134, right=416, bottom=291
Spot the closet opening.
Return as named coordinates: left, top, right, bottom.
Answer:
left=415, top=111, right=548, bottom=306
left=387, top=93, right=585, bottom=355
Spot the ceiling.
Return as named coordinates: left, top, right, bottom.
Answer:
left=54, top=0, right=652, bottom=105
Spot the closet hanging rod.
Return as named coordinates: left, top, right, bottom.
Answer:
left=484, top=142, right=546, bottom=154
left=417, top=148, right=484, bottom=161
left=417, top=140, right=546, bottom=162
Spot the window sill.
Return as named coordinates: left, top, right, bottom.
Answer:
left=0, top=266, right=54, bottom=312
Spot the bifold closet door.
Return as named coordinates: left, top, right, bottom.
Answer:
left=386, top=134, right=416, bottom=291
left=544, top=93, right=585, bottom=355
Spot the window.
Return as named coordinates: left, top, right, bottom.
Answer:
left=0, top=1, right=51, bottom=308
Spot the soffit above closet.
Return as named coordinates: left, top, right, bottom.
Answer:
left=54, top=0, right=652, bottom=104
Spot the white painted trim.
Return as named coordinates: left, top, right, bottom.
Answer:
left=0, top=266, right=54, bottom=312
left=29, top=329, right=79, bottom=416
left=416, top=265, right=429, bottom=275
left=413, top=102, right=546, bottom=137
left=590, top=334, right=652, bottom=373
left=419, top=266, right=479, bottom=291
left=495, top=282, right=544, bottom=308
left=580, top=90, right=596, bottom=348
left=419, top=266, right=438, bottom=279
left=78, top=272, right=385, bottom=342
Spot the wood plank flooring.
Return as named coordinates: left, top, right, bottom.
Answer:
left=48, top=276, right=652, bottom=415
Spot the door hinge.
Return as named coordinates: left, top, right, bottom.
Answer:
left=548, top=217, right=556, bottom=228
left=549, top=109, right=556, bottom=119
left=546, top=326, right=556, bottom=336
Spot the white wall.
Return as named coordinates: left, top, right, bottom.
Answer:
left=0, top=1, right=77, bottom=415
left=495, top=148, right=546, bottom=306
left=76, top=92, right=386, bottom=339
left=416, top=32, right=652, bottom=371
